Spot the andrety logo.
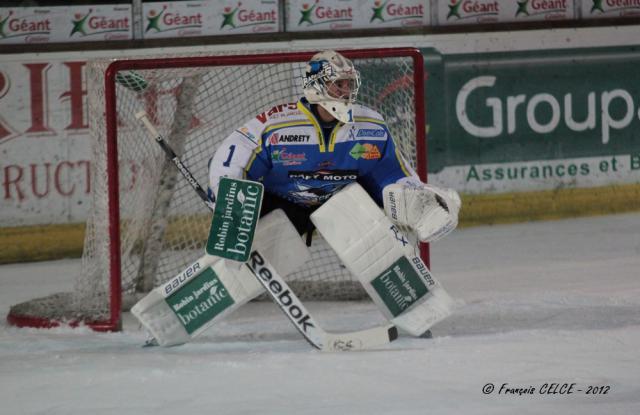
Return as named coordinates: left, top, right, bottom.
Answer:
left=145, top=5, right=203, bottom=34
left=221, top=2, right=277, bottom=30
left=269, top=133, right=311, bottom=144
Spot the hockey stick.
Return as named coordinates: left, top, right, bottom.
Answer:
left=136, top=112, right=215, bottom=211
left=118, top=75, right=397, bottom=350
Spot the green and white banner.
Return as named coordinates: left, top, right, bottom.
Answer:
left=206, top=177, right=263, bottom=262
left=423, top=46, right=640, bottom=194
left=371, top=256, right=431, bottom=317
left=163, top=261, right=235, bottom=335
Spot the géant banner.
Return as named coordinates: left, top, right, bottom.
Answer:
left=0, top=5, right=133, bottom=44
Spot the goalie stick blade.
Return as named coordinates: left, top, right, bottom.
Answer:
left=321, top=324, right=398, bottom=352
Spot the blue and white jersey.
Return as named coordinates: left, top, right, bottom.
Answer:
left=209, top=98, right=417, bottom=207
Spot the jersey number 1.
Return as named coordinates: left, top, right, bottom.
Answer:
left=222, top=145, right=236, bottom=167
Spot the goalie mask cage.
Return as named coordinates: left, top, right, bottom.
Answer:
left=7, top=48, right=428, bottom=332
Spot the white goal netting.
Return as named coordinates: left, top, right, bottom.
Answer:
left=8, top=49, right=426, bottom=330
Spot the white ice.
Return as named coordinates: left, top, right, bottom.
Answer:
left=1, top=213, right=639, bottom=415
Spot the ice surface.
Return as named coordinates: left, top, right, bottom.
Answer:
left=1, top=213, right=639, bottom=415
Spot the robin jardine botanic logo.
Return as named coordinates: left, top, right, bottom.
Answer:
left=145, top=5, right=203, bottom=34
left=220, top=2, right=277, bottom=30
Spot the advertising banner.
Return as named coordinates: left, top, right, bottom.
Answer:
left=424, top=47, right=640, bottom=194
left=0, top=57, right=92, bottom=226
left=0, top=5, right=132, bottom=44
left=285, top=0, right=430, bottom=32
left=3, top=43, right=640, bottom=229
left=436, top=0, right=575, bottom=25
left=141, top=0, right=280, bottom=38
left=580, top=0, right=640, bottom=19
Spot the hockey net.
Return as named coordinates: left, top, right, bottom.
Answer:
left=7, top=48, right=427, bottom=331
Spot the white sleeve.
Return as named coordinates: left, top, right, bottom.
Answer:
left=208, top=119, right=263, bottom=197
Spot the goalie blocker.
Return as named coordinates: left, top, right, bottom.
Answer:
left=311, top=183, right=455, bottom=336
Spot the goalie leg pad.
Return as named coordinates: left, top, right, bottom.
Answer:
left=132, top=255, right=245, bottom=347
left=311, top=183, right=454, bottom=336
left=131, top=209, right=311, bottom=346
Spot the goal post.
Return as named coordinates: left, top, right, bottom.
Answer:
left=7, top=48, right=428, bottom=332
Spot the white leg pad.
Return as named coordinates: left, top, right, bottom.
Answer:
left=311, top=183, right=454, bottom=336
left=132, top=209, right=310, bottom=346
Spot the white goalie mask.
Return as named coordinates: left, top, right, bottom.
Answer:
left=302, top=50, right=361, bottom=123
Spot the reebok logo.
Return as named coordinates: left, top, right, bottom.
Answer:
left=248, top=251, right=315, bottom=333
